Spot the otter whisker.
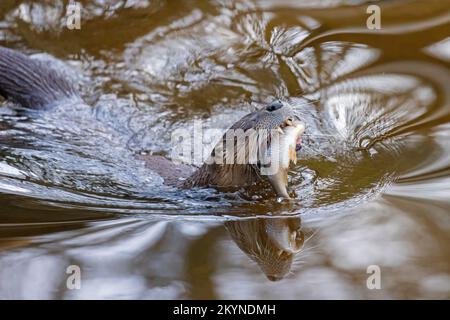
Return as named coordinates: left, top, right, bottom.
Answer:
left=304, top=229, right=319, bottom=245
left=290, top=98, right=321, bottom=107
left=301, top=242, right=321, bottom=253
left=301, top=133, right=341, bottom=138
left=296, top=144, right=338, bottom=162
left=292, top=259, right=306, bottom=267
left=295, top=243, right=321, bottom=260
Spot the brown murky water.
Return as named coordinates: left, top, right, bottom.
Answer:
left=0, top=0, right=449, bottom=299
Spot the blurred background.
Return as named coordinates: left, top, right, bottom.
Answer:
left=0, top=0, right=449, bottom=299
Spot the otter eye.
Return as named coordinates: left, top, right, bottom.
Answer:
left=266, top=100, right=283, bottom=112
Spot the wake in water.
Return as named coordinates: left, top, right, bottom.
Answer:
left=1, top=55, right=446, bottom=219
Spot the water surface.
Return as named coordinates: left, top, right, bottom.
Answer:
left=0, top=0, right=449, bottom=299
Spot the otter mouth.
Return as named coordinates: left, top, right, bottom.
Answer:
left=266, top=118, right=305, bottom=199
left=276, top=117, right=305, bottom=164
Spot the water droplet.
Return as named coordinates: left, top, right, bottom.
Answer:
left=359, top=137, right=372, bottom=149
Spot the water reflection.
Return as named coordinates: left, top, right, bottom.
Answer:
left=0, top=215, right=309, bottom=298
left=0, top=0, right=449, bottom=299
left=225, top=217, right=304, bottom=281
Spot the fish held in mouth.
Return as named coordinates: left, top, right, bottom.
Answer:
left=264, top=115, right=306, bottom=199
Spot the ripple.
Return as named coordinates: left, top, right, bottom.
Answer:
left=0, top=0, right=449, bottom=221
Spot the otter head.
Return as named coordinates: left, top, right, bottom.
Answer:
left=225, top=217, right=304, bottom=281
left=184, top=100, right=305, bottom=199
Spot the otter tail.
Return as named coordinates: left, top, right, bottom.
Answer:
left=0, top=46, right=79, bottom=109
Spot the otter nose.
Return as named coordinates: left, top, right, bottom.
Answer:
left=266, top=100, right=283, bottom=112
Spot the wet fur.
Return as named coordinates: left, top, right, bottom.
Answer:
left=0, top=47, right=77, bottom=108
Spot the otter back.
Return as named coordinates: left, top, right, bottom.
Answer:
left=0, top=46, right=79, bottom=109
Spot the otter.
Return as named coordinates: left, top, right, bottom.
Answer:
left=0, top=46, right=305, bottom=198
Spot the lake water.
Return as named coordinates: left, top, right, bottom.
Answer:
left=0, top=0, right=449, bottom=299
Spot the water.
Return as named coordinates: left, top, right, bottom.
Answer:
left=0, top=0, right=449, bottom=299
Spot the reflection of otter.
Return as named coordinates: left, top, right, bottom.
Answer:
left=0, top=46, right=305, bottom=199
left=225, top=217, right=304, bottom=281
